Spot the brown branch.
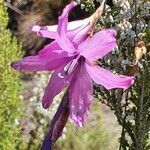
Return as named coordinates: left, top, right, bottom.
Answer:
left=4, top=1, right=23, bottom=15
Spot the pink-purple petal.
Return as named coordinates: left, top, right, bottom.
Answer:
left=39, top=41, right=61, bottom=55
left=67, top=18, right=90, bottom=31
left=32, top=25, right=56, bottom=39
left=11, top=49, right=72, bottom=72
left=71, top=22, right=90, bottom=48
left=11, top=56, right=49, bottom=71
left=42, top=65, right=73, bottom=109
left=85, top=62, right=134, bottom=90
left=79, top=29, right=117, bottom=61
left=56, top=2, right=77, bottom=53
left=32, top=18, right=90, bottom=39
left=69, top=62, right=93, bottom=127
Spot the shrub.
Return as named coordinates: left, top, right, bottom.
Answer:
left=0, top=4, right=23, bottom=149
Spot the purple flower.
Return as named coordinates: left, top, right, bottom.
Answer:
left=11, top=2, right=134, bottom=127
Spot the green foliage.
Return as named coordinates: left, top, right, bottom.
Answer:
left=0, top=4, right=23, bottom=149
left=80, top=0, right=96, bottom=13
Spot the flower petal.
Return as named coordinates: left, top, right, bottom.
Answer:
left=32, top=18, right=90, bottom=36
left=56, top=2, right=77, bottom=53
left=32, top=25, right=57, bottom=39
left=39, top=41, right=60, bottom=55
left=69, top=62, right=93, bottom=127
left=11, top=49, right=71, bottom=72
left=32, top=18, right=90, bottom=39
left=79, top=29, right=117, bottom=61
left=67, top=18, right=90, bottom=31
left=42, top=65, right=73, bottom=109
left=85, top=62, right=134, bottom=90
left=71, top=21, right=90, bottom=48
left=32, top=2, right=79, bottom=53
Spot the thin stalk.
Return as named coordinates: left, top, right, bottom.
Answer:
left=119, top=91, right=129, bottom=150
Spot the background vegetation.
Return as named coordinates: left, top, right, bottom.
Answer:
left=0, top=4, right=23, bottom=149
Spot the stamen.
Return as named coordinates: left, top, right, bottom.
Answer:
left=64, top=59, right=78, bottom=75
left=64, top=61, right=72, bottom=73
left=58, top=73, right=65, bottom=79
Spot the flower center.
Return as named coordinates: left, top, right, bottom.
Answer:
left=64, top=59, right=78, bottom=75
left=58, top=56, right=84, bottom=79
